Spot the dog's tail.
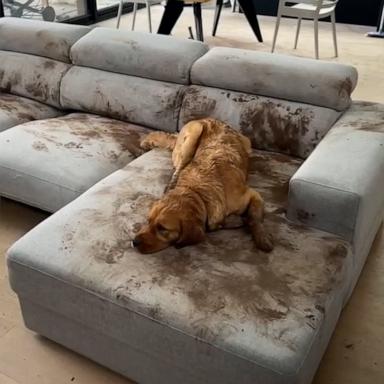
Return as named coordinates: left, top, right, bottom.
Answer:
left=140, top=132, right=178, bottom=152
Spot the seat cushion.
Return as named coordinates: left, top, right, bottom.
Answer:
left=0, top=113, right=151, bottom=212
left=7, top=149, right=353, bottom=384
left=0, top=93, right=61, bottom=132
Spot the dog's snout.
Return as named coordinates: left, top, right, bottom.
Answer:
left=132, top=238, right=141, bottom=248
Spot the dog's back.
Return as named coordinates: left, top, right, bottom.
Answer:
left=191, top=118, right=251, bottom=174
left=174, top=118, right=251, bottom=186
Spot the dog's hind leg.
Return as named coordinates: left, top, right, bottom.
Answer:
left=244, top=188, right=274, bottom=252
left=140, top=131, right=178, bottom=151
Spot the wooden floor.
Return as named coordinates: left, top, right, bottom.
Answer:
left=1, top=5, right=384, bottom=384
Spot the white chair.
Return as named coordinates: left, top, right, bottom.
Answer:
left=116, top=0, right=156, bottom=32
left=272, top=0, right=339, bottom=59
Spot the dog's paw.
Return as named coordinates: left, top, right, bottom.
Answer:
left=256, top=232, right=274, bottom=253
left=140, top=136, right=154, bottom=151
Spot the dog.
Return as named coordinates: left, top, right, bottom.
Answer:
left=132, top=118, right=273, bottom=254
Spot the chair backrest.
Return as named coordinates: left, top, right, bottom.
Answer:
left=283, top=0, right=338, bottom=11
left=319, top=0, right=338, bottom=11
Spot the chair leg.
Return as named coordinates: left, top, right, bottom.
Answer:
left=294, top=17, right=301, bottom=49
left=212, top=0, right=223, bottom=36
left=116, top=0, right=123, bottom=29
left=194, top=3, right=204, bottom=41
left=314, top=17, right=319, bottom=59
left=272, top=15, right=281, bottom=52
left=232, top=0, right=237, bottom=12
left=147, top=1, right=152, bottom=33
left=331, top=11, right=338, bottom=57
left=132, top=2, right=138, bottom=31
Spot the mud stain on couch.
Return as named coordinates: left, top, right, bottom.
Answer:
left=26, top=113, right=149, bottom=163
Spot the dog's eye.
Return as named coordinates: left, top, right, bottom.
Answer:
left=156, top=223, right=169, bottom=234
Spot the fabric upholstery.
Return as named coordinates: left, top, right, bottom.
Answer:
left=7, top=149, right=353, bottom=383
left=0, top=51, right=70, bottom=108
left=0, top=93, right=62, bottom=132
left=70, top=28, right=208, bottom=85
left=179, top=85, right=341, bottom=158
left=60, top=66, right=183, bottom=132
left=0, top=113, right=151, bottom=212
left=0, top=17, right=90, bottom=63
left=288, top=101, right=384, bottom=261
left=191, top=47, right=358, bottom=111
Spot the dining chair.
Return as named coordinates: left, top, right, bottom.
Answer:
left=272, top=0, right=339, bottom=59
left=116, top=0, right=157, bottom=32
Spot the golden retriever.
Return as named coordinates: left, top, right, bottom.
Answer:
left=132, top=118, right=273, bottom=254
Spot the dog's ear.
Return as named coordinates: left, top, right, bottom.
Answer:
left=176, top=217, right=205, bottom=248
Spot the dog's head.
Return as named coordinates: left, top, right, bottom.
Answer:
left=132, top=195, right=205, bottom=254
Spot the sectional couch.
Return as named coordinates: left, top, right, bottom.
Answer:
left=1, top=17, right=384, bottom=384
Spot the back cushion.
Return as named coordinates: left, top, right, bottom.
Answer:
left=192, top=47, right=358, bottom=112
left=0, top=18, right=90, bottom=63
left=179, top=86, right=341, bottom=159
left=0, top=18, right=90, bottom=107
left=61, top=28, right=209, bottom=131
left=70, top=28, right=209, bottom=84
left=60, top=66, right=184, bottom=132
left=0, top=51, right=70, bottom=108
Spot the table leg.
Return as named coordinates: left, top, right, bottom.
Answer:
left=193, top=3, right=204, bottom=41
left=237, top=0, right=263, bottom=42
left=157, top=0, right=184, bottom=35
left=212, top=0, right=223, bottom=36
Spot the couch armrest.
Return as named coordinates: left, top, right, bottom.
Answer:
left=287, top=102, right=384, bottom=255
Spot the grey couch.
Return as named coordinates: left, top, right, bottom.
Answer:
left=1, top=17, right=384, bottom=384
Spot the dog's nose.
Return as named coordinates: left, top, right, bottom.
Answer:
left=131, top=238, right=141, bottom=248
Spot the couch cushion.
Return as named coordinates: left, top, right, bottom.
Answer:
left=7, top=149, right=353, bottom=384
left=60, top=66, right=183, bottom=132
left=191, top=47, right=358, bottom=111
left=70, top=28, right=208, bottom=84
left=0, top=17, right=90, bottom=63
left=0, top=113, right=151, bottom=212
left=179, top=85, right=341, bottom=158
left=0, top=93, right=62, bottom=132
left=0, top=51, right=70, bottom=108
